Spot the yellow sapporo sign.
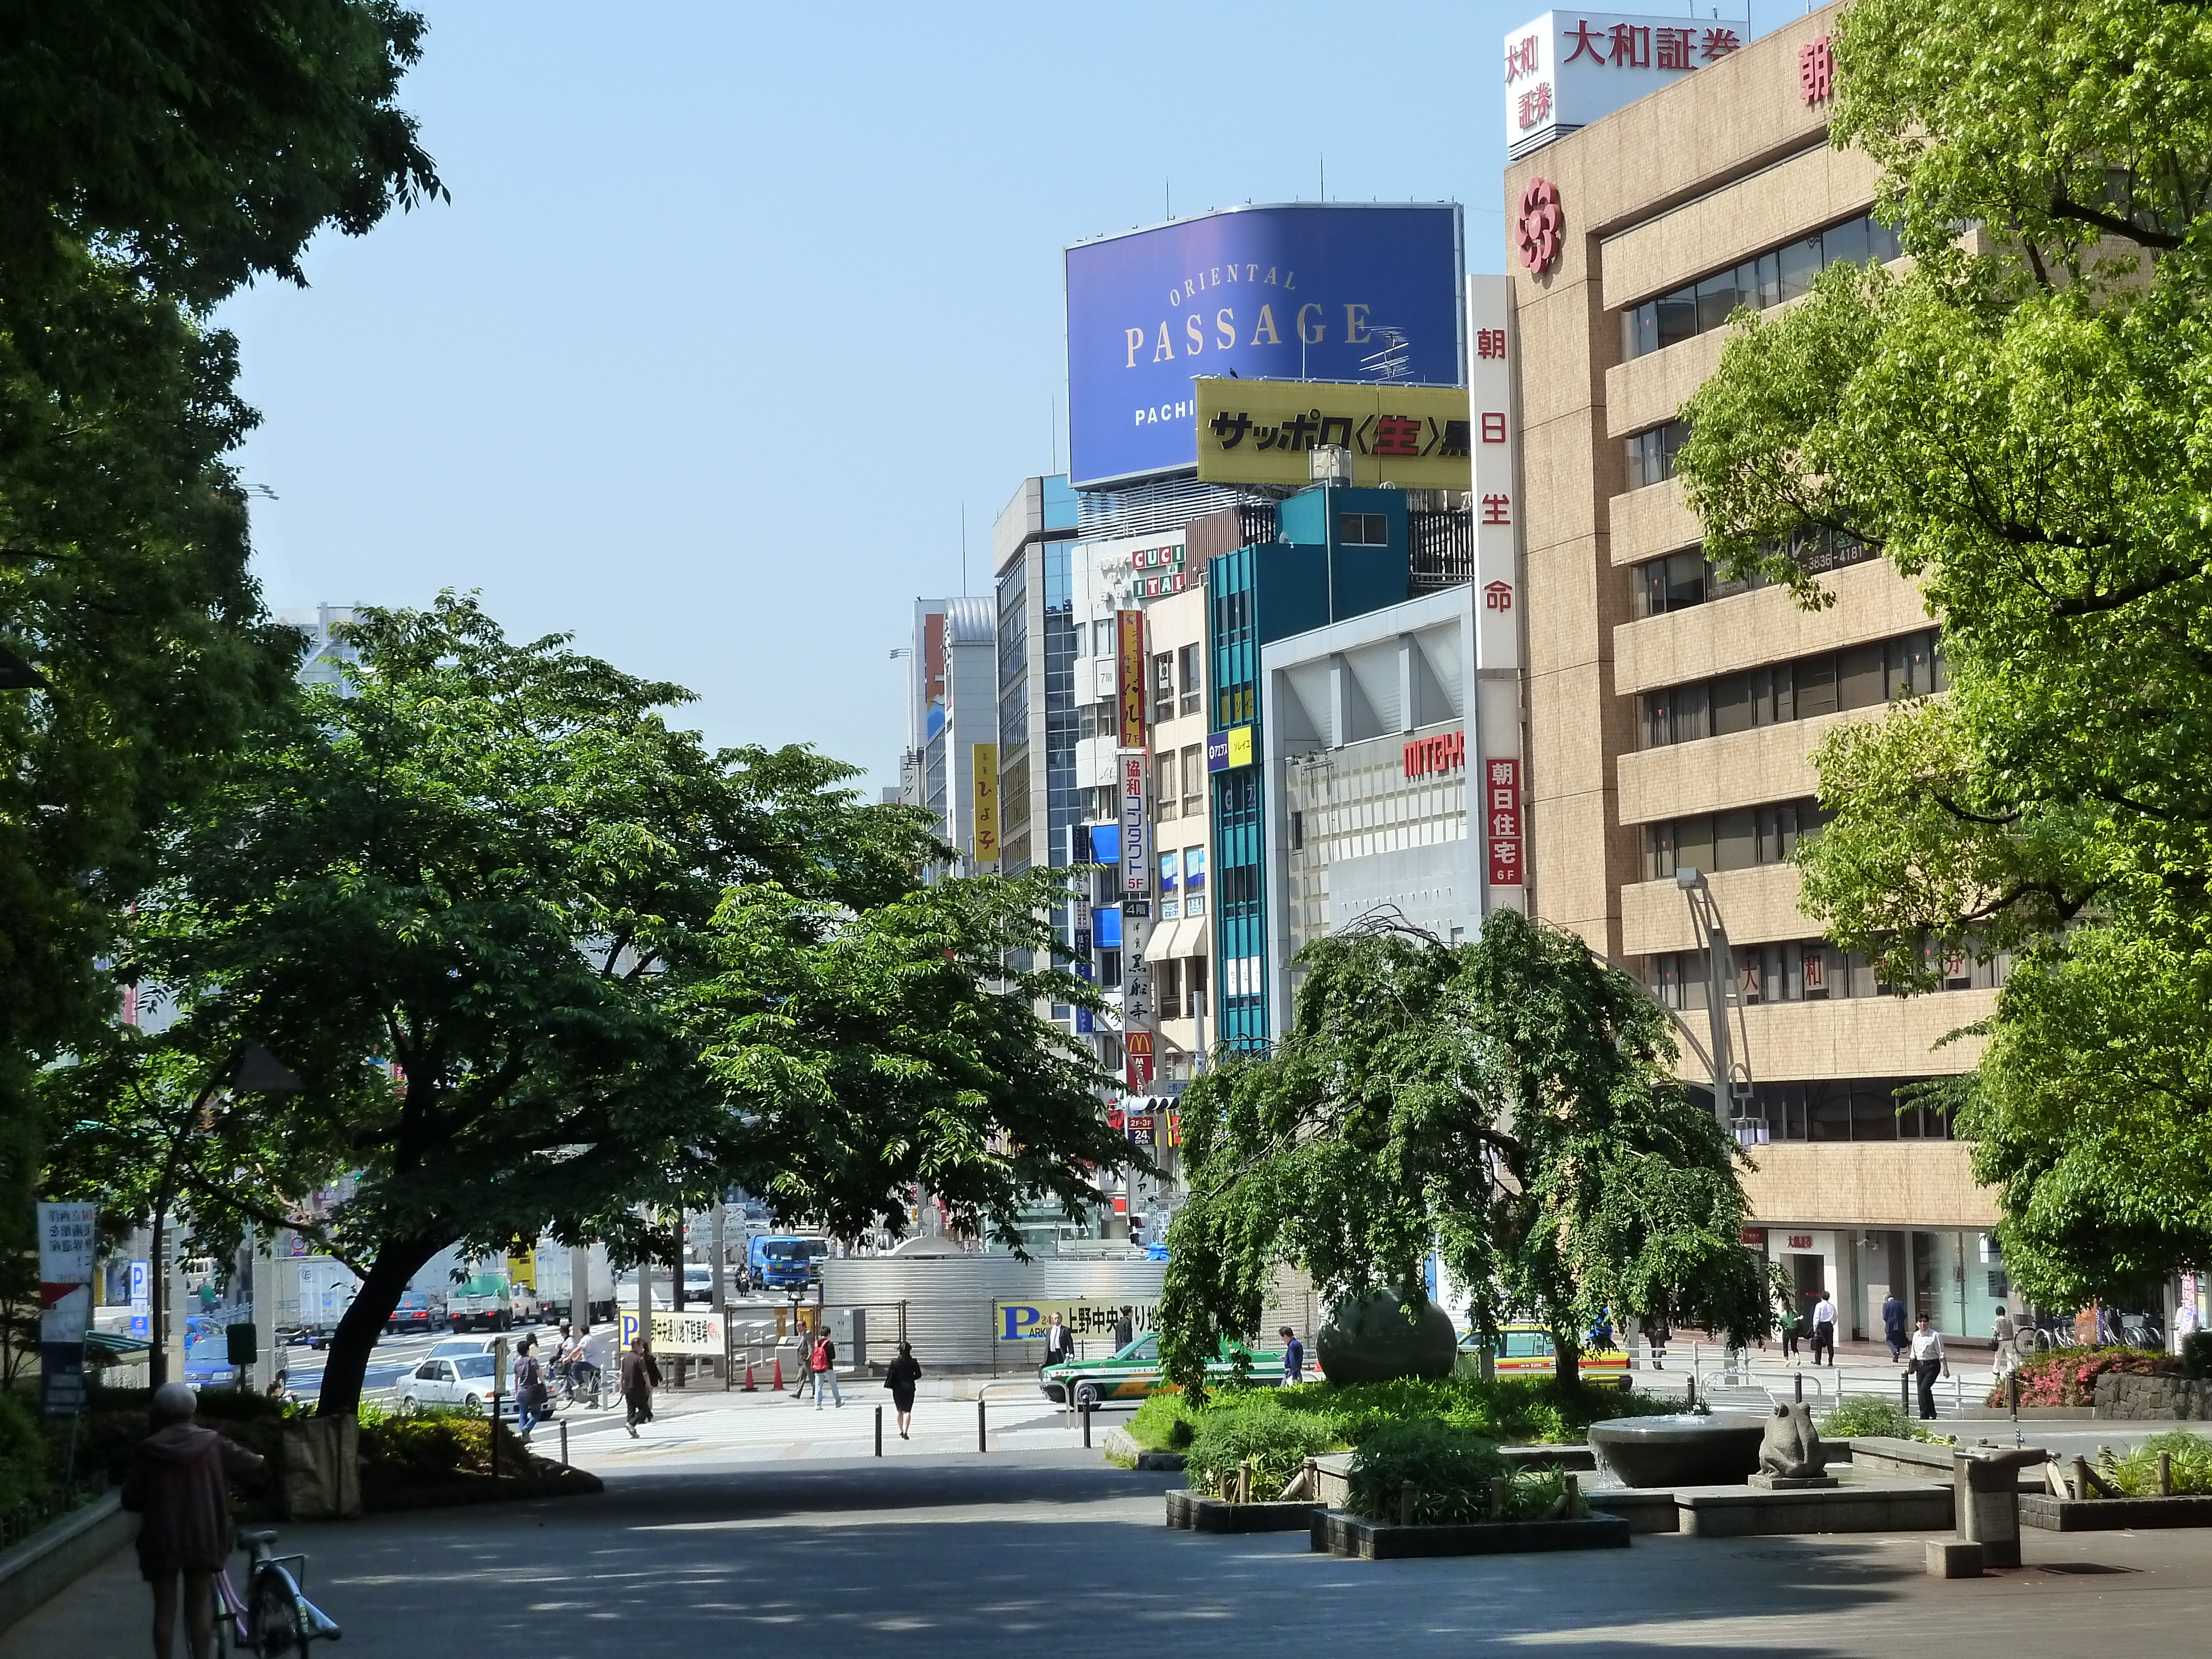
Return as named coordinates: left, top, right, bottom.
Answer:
left=1193, top=377, right=1472, bottom=490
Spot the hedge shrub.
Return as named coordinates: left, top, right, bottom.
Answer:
left=2102, top=1430, right=2212, bottom=1496
left=357, top=1405, right=528, bottom=1480
left=1818, top=1394, right=1927, bottom=1442
left=1985, top=1347, right=2181, bottom=1408
left=1346, top=1421, right=1541, bottom=1524
left=1182, top=1396, right=1337, bottom=1497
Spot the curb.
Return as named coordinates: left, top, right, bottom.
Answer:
left=0, top=1493, right=132, bottom=1639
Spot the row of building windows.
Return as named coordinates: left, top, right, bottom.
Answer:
left=1651, top=937, right=2011, bottom=1010
left=1621, top=209, right=1904, bottom=361
left=1625, top=420, right=1689, bottom=491
left=1641, top=799, right=1827, bottom=881
left=1154, top=645, right=1202, bottom=723
left=1154, top=744, right=1206, bottom=821
left=1157, top=955, right=1209, bottom=1021
left=1639, top=629, right=1945, bottom=748
left=1731, top=1078, right=1956, bottom=1142
left=1634, top=529, right=1876, bottom=618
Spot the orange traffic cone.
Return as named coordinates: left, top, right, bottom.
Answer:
left=743, top=1358, right=758, bottom=1392
left=771, top=1355, right=784, bottom=1391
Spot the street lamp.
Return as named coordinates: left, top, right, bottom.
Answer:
left=148, top=1042, right=302, bottom=1387
left=1674, top=868, right=1756, bottom=1138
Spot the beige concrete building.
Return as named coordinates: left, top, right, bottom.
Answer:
left=1140, top=583, right=1213, bottom=1087
left=1506, top=4, right=2010, bottom=1342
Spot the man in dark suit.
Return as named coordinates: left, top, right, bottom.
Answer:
left=1042, top=1313, right=1073, bottom=1368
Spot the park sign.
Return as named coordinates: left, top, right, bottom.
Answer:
left=993, top=1298, right=1156, bottom=1344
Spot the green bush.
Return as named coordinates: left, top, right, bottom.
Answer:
left=1346, top=1421, right=1512, bottom=1523
left=1273, top=1374, right=1672, bottom=1449
left=1987, top=1347, right=2181, bottom=1407
left=2182, top=1331, right=2212, bottom=1380
left=1128, top=1389, right=1202, bottom=1453
left=2101, top=1430, right=2212, bottom=1496
left=1818, top=1394, right=1927, bottom=1442
left=357, top=1404, right=528, bottom=1480
left=1182, top=1396, right=1338, bottom=1498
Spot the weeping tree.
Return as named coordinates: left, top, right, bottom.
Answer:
left=1159, top=911, right=1780, bottom=1389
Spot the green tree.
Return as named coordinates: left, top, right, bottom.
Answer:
left=1, top=1, right=442, bottom=1203
left=71, top=596, right=1128, bottom=1414
left=1157, top=912, right=1776, bottom=1390
left=1673, top=0, right=2212, bottom=1307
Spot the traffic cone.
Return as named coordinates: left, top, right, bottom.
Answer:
left=771, top=1355, right=784, bottom=1391
left=743, top=1358, right=757, bottom=1392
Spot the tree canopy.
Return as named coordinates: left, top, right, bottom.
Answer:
left=1673, top=0, right=2212, bottom=1308
left=45, top=597, right=1131, bottom=1413
left=1157, top=912, right=1776, bottom=1389
left=1, top=1, right=441, bottom=1217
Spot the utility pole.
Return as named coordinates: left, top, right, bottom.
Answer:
left=711, top=1201, right=728, bottom=1380
left=571, top=1243, right=591, bottom=1337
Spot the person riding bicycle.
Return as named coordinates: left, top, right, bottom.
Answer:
left=122, top=1381, right=270, bottom=1659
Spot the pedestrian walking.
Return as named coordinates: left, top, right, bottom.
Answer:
left=1991, top=1305, right=2020, bottom=1378
left=884, top=1340, right=922, bottom=1439
left=1278, top=1326, right=1304, bottom=1385
left=1882, top=1290, right=1907, bottom=1363
left=1042, top=1312, right=1073, bottom=1369
left=1112, top=1311, right=1134, bottom=1352
left=1778, top=1299, right=1801, bottom=1360
left=1647, top=1315, right=1671, bottom=1371
left=122, top=1382, right=270, bottom=1659
left=513, top=1337, right=546, bottom=1443
left=810, top=1329, right=843, bottom=1408
left=1811, top=1289, right=1838, bottom=1366
left=1909, top=1314, right=1947, bottom=1420
left=619, top=1337, right=661, bottom=1438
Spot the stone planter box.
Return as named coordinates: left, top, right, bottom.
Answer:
left=1100, top=1427, right=1185, bottom=1472
left=1849, top=1437, right=2040, bottom=1491
left=1311, top=1507, right=1631, bottom=1559
left=2022, top=1492, right=2212, bottom=1531
left=2094, top=1374, right=2212, bottom=1420
left=1163, top=1493, right=1322, bottom=1533
left=0, top=1493, right=132, bottom=1640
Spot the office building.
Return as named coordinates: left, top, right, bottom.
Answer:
left=1506, top=2, right=2006, bottom=1338
left=901, top=596, right=997, bottom=876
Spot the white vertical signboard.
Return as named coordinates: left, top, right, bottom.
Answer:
left=37, top=1201, right=97, bottom=1417
left=1468, top=274, right=1527, bottom=916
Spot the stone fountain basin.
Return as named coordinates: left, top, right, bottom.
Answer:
left=1588, top=1413, right=1766, bottom=1488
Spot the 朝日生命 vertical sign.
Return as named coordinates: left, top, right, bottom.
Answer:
left=1117, top=610, right=1147, bottom=751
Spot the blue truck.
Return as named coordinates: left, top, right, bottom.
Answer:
left=746, top=1235, right=828, bottom=1293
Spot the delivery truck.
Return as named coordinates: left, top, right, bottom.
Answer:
left=532, top=1242, right=616, bottom=1324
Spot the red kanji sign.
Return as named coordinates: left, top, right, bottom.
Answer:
left=1798, top=34, right=1834, bottom=103
left=1485, top=757, right=1523, bottom=886
left=1374, top=415, right=1422, bottom=456
left=1481, top=493, right=1511, bottom=525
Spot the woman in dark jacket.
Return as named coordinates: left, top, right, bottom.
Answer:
left=123, top=1382, right=269, bottom=1659
left=883, top=1342, right=922, bottom=1439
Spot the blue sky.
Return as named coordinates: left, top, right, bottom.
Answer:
left=221, top=1, right=1776, bottom=793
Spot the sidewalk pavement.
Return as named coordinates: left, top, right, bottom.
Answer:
left=14, top=1451, right=2212, bottom=1659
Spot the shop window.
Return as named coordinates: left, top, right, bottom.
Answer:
left=1338, top=512, right=1388, bottom=546
left=1177, top=644, right=1202, bottom=716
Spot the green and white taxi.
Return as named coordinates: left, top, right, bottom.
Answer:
left=1037, top=1332, right=1303, bottom=1408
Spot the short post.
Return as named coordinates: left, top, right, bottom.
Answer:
left=875, top=1405, right=884, bottom=1459
left=2159, top=1451, right=2173, bottom=1497
left=1793, top=1371, right=1803, bottom=1403
left=978, top=1397, right=987, bottom=1453
left=1488, top=1476, right=1505, bottom=1520
left=1398, top=1479, right=1416, bottom=1527
left=1684, top=1375, right=1697, bottom=1409
left=2072, top=1455, right=2090, bottom=1501
left=1901, top=1370, right=1911, bottom=1417
left=1563, top=1472, right=1579, bottom=1519
left=1239, top=1459, right=1253, bottom=1505
left=1082, top=1403, right=1092, bottom=1449
left=559, top=1420, right=570, bottom=1468
left=2010, top=1371, right=2021, bottom=1449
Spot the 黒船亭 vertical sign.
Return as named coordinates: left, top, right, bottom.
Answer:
left=971, top=743, right=999, bottom=866
left=1116, top=610, right=1147, bottom=750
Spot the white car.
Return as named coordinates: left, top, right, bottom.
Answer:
left=399, top=1353, right=499, bottom=1413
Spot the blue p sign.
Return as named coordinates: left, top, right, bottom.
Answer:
left=999, top=1304, right=1042, bottom=1341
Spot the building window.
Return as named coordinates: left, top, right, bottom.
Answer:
left=1625, top=420, right=1690, bottom=490
left=1099, top=947, right=1121, bottom=989
left=1633, top=529, right=1874, bottom=617
left=1338, top=512, right=1387, bottom=546
left=1177, top=644, right=1202, bottom=717
left=1159, top=958, right=1183, bottom=1021
left=1186, top=954, right=1208, bottom=1008
left=1639, top=631, right=1947, bottom=749
left=1620, top=209, right=1905, bottom=360
left=1152, top=651, right=1175, bottom=724
left=1158, top=849, right=1180, bottom=919
left=1093, top=618, right=1113, bottom=658
left=1182, top=847, right=1206, bottom=916
left=1153, top=750, right=1176, bottom=820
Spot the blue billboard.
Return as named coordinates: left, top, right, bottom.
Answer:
left=1065, top=203, right=1464, bottom=490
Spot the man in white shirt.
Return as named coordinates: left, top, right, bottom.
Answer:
left=1908, top=1314, right=1947, bottom=1420
left=1811, top=1290, right=1838, bottom=1366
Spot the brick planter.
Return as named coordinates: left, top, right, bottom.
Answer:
left=1164, top=1494, right=1322, bottom=1533
left=2022, top=1492, right=2212, bottom=1531
left=1311, top=1507, right=1631, bottom=1559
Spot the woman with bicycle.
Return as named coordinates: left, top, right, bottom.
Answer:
left=122, top=1383, right=270, bottom=1659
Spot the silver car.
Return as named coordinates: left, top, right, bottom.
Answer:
left=399, top=1352, right=498, bottom=1413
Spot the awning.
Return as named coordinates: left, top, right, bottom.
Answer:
left=1145, top=918, right=1194, bottom=963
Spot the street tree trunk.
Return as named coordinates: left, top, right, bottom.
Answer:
left=315, top=1234, right=446, bottom=1417
left=1556, top=1334, right=1582, bottom=1389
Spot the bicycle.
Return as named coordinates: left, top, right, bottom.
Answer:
left=214, top=1527, right=342, bottom=1654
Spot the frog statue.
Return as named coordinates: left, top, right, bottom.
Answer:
left=1759, top=1400, right=1829, bottom=1480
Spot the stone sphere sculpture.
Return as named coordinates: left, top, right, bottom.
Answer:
left=1314, top=1289, right=1458, bottom=1384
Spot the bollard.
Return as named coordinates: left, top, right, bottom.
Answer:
left=2072, top=1455, right=2090, bottom=1501
left=978, top=1398, right=987, bottom=1453
left=1239, top=1459, right=1253, bottom=1505
left=1901, top=1370, right=1911, bottom=1417
left=1564, top=1473, right=1579, bottom=1519
left=1489, top=1476, right=1505, bottom=1520
left=559, top=1421, right=569, bottom=1468
left=1399, top=1479, right=1416, bottom=1527
left=1793, top=1371, right=1803, bottom=1404
left=875, top=1405, right=883, bottom=1458
left=1082, top=1403, right=1092, bottom=1449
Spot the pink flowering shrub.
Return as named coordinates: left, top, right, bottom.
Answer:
left=1987, top=1347, right=2181, bottom=1407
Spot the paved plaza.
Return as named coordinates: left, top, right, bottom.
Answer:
left=13, top=1421, right=2212, bottom=1659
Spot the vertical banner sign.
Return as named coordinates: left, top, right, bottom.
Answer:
left=1116, top=609, right=1147, bottom=750
left=1468, top=274, right=1520, bottom=678
left=36, top=1201, right=96, bottom=1418
left=971, top=742, right=1000, bottom=865
left=129, top=1259, right=150, bottom=1340
left=1124, top=1031, right=1155, bottom=1089
left=1485, top=758, right=1524, bottom=886
left=1120, top=752, right=1149, bottom=900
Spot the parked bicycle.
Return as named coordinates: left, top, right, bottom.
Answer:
left=214, top=1527, right=342, bottom=1654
